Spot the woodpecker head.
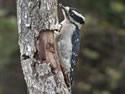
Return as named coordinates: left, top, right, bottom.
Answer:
left=59, top=4, right=85, bottom=29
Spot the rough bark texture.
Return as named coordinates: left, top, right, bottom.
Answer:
left=17, top=0, right=69, bottom=94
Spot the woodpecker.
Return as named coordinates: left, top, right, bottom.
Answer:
left=56, top=4, right=85, bottom=89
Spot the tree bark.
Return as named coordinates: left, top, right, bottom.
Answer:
left=17, top=0, right=69, bottom=94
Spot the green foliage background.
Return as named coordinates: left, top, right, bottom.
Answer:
left=0, top=10, right=17, bottom=69
left=0, top=0, right=125, bottom=94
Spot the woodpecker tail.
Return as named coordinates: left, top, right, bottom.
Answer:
left=60, top=64, right=72, bottom=91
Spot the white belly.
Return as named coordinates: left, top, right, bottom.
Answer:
left=58, top=38, right=72, bottom=72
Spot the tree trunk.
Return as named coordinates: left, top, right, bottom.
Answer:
left=17, top=0, right=69, bottom=94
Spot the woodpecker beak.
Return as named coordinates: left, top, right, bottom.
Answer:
left=59, top=4, right=69, bottom=19
left=59, top=4, right=64, bottom=9
left=59, top=3, right=69, bottom=12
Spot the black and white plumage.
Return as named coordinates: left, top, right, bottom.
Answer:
left=70, top=26, right=80, bottom=82
left=56, top=4, right=85, bottom=90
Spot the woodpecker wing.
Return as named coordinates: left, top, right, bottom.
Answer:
left=70, top=26, right=80, bottom=82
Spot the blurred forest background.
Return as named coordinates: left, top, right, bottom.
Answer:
left=0, top=0, right=125, bottom=94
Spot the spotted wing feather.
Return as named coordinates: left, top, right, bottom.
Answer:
left=70, top=26, right=80, bottom=83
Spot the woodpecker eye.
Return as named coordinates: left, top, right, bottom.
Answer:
left=69, top=10, right=74, bottom=16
